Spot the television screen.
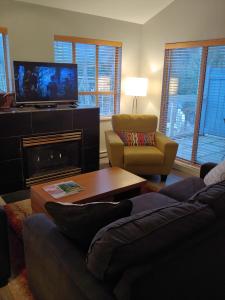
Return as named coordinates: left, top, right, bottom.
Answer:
left=13, top=61, right=78, bottom=103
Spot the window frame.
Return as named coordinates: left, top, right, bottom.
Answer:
left=160, top=38, right=225, bottom=166
left=54, top=35, right=122, bottom=116
left=0, top=27, right=11, bottom=92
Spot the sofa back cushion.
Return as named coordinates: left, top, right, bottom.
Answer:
left=112, top=114, right=157, bottom=133
left=86, top=203, right=215, bottom=281
left=189, top=180, right=225, bottom=217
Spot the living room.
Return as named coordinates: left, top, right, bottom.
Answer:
left=1, top=0, right=225, bottom=299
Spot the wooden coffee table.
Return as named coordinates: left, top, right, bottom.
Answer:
left=31, top=167, right=147, bottom=213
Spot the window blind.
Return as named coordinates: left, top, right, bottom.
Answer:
left=54, top=36, right=122, bottom=116
left=160, top=38, right=225, bottom=165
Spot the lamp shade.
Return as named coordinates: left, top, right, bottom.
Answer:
left=125, top=77, right=148, bottom=97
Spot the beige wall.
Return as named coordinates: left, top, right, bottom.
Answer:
left=3, top=0, right=225, bottom=152
left=0, top=0, right=142, bottom=152
left=140, top=0, right=225, bottom=119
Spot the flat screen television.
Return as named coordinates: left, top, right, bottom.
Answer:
left=13, top=61, right=78, bottom=104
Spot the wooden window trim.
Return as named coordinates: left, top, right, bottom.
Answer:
left=161, top=37, right=225, bottom=165
left=166, top=38, right=225, bottom=49
left=191, top=47, right=208, bottom=162
left=55, top=35, right=122, bottom=115
left=0, top=27, right=7, bottom=35
left=54, top=35, right=122, bottom=48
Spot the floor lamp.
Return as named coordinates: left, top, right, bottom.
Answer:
left=125, top=77, right=148, bottom=113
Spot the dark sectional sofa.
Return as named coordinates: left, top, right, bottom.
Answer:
left=0, top=164, right=222, bottom=300
left=22, top=162, right=225, bottom=300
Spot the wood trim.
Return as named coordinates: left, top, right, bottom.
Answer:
left=165, top=38, right=225, bottom=49
left=96, top=45, right=99, bottom=106
left=159, top=49, right=171, bottom=132
left=79, top=91, right=114, bottom=96
left=114, top=47, right=119, bottom=114
left=0, top=27, right=7, bottom=35
left=72, top=42, right=76, bottom=63
left=54, top=35, right=122, bottom=48
left=191, top=47, right=208, bottom=162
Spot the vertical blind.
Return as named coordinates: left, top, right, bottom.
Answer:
left=54, top=36, right=122, bottom=116
left=160, top=39, right=225, bottom=165
left=0, top=27, right=10, bottom=92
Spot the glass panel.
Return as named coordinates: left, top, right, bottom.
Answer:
left=0, top=33, right=7, bottom=92
left=197, top=46, right=225, bottom=163
left=98, top=46, right=115, bottom=91
left=78, top=94, right=96, bottom=107
left=98, top=94, right=114, bottom=116
left=54, top=41, right=73, bottom=63
left=76, top=43, right=96, bottom=92
left=165, top=47, right=202, bottom=161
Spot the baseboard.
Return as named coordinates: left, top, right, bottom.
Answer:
left=173, top=160, right=200, bottom=176
left=100, top=151, right=108, bottom=160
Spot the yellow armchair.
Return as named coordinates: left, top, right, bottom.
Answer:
left=105, top=114, right=178, bottom=181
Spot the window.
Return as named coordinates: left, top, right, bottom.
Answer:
left=54, top=36, right=122, bottom=116
left=0, top=27, right=11, bottom=92
left=160, top=39, right=225, bottom=165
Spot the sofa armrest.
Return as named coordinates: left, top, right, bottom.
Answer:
left=155, top=131, right=178, bottom=173
left=23, top=214, right=114, bottom=300
left=105, top=130, right=124, bottom=168
left=200, top=162, right=217, bottom=179
left=0, top=207, right=10, bottom=287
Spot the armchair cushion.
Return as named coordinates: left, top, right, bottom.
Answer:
left=112, top=114, right=158, bottom=132
left=124, top=146, right=164, bottom=166
left=117, top=131, right=155, bottom=146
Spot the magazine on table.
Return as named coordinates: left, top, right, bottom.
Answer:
left=43, top=180, right=83, bottom=199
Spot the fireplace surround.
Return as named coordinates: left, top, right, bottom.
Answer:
left=0, top=106, right=99, bottom=193
left=22, top=131, right=82, bottom=186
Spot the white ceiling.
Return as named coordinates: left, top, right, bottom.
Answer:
left=15, top=0, right=174, bottom=24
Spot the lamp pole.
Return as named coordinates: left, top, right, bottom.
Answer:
left=132, top=96, right=138, bottom=114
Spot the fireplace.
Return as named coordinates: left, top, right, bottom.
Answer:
left=22, top=131, right=82, bottom=186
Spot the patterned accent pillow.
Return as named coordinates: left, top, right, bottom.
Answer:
left=117, top=131, right=155, bottom=146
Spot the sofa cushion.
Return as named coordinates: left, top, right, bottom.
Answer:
left=45, top=200, right=132, bottom=250
left=130, top=192, right=178, bottom=215
left=159, top=177, right=205, bottom=202
left=117, top=131, right=155, bottom=146
left=189, top=180, right=225, bottom=217
left=124, top=146, right=164, bottom=166
left=204, top=160, right=225, bottom=185
left=86, top=202, right=215, bottom=281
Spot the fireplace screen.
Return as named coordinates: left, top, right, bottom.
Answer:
left=22, top=131, right=82, bottom=186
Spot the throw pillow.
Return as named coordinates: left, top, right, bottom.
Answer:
left=204, top=160, right=225, bottom=185
left=45, top=200, right=132, bottom=250
left=86, top=202, right=215, bottom=281
left=188, top=180, right=225, bottom=217
left=117, top=131, right=155, bottom=146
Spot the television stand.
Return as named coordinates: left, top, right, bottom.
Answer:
left=35, top=103, right=57, bottom=109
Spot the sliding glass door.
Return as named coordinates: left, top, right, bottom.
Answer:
left=197, top=46, right=225, bottom=163
left=160, top=40, right=225, bottom=164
